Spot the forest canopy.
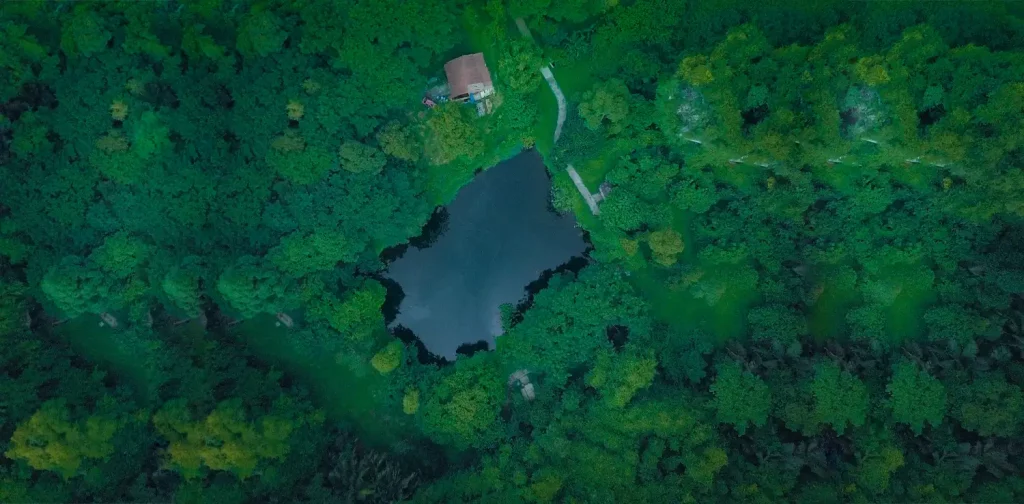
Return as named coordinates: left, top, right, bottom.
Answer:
left=2, top=0, right=1024, bottom=502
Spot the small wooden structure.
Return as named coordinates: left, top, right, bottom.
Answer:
left=99, top=312, right=119, bottom=328
left=444, top=53, right=495, bottom=115
left=275, top=312, right=294, bottom=328
left=508, top=369, right=535, bottom=401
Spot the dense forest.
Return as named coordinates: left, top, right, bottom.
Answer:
left=2, top=0, right=1024, bottom=502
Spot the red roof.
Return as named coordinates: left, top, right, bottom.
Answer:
left=444, top=53, right=493, bottom=98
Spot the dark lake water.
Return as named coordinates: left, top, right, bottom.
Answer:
left=386, top=150, right=587, bottom=359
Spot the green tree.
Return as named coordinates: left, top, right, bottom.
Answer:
left=0, top=22, right=52, bottom=103
left=371, top=341, right=403, bottom=374
left=671, top=174, right=720, bottom=214
left=269, top=228, right=358, bottom=277
left=236, top=8, right=288, bottom=58
left=7, top=111, right=51, bottom=162
left=600, top=192, right=646, bottom=232
left=181, top=22, right=227, bottom=61
left=497, top=39, right=543, bottom=93
left=710, top=362, right=771, bottom=434
left=854, top=429, right=906, bottom=495
left=497, top=265, right=649, bottom=386
left=647, top=229, right=685, bottom=267
left=747, top=304, right=807, bottom=344
left=89, top=131, right=148, bottom=184
left=5, top=400, right=118, bottom=479
left=376, top=121, right=422, bottom=162
left=684, top=447, right=729, bottom=490
left=216, top=256, right=298, bottom=319
left=0, top=280, right=27, bottom=336
left=403, top=389, right=420, bottom=415
left=129, top=111, right=172, bottom=160
left=41, top=256, right=119, bottom=318
left=317, top=280, right=387, bottom=345
left=585, top=349, right=658, bottom=408
left=579, top=79, right=631, bottom=134
left=266, top=137, right=335, bottom=184
left=809, top=362, right=869, bottom=434
left=338, top=140, right=387, bottom=174
left=846, top=304, right=888, bottom=343
left=162, top=258, right=205, bottom=318
left=59, top=6, right=111, bottom=57
left=887, top=361, right=945, bottom=434
left=152, top=398, right=309, bottom=480
left=89, top=232, right=151, bottom=278
left=951, top=375, right=1023, bottom=437
left=424, top=103, right=484, bottom=166
left=924, top=304, right=994, bottom=344
left=420, top=355, right=504, bottom=449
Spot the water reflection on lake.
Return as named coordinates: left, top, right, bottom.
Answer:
left=385, top=150, right=587, bottom=359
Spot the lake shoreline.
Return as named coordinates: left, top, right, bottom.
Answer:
left=381, top=149, right=589, bottom=359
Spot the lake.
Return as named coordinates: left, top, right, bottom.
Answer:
left=386, top=150, right=587, bottom=359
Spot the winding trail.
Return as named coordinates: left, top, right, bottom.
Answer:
left=540, top=67, right=567, bottom=144
left=515, top=17, right=567, bottom=145
left=516, top=17, right=596, bottom=215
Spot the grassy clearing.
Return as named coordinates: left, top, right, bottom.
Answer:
left=631, top=268, right=692, bottom=328
left=549, top=57, right=597, bottom=100
left=886, top=270, right=938, bottom=343
left=887, top=288, right=936, bottom=342
left=809, top=262, right=937, bottom=344
left=461, top=7, right=502, bottom=69
left=61, top=312, right=416, bottom=446
left=670, top=208, right=698, bottom=263
left=232, top=316, right=414, bottom=445
left=809, top=282, right=861, bottom=342
left=534, top=84, right=559, bottom=156
left=630, top=264, right=759, bottom=344
left=60, top=315, right=155, bottom=401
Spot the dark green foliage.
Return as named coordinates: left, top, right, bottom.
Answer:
left=887, top=361, right=946, bottom=434
left=747, top=304, right=807, bottom=344
left=497, top=264, right=649, bottom=385
left=309, top=434, right=419, bottom=502
left=807, top=362, right=869, bottom=434
left=710, top=362, right=771, bottom=434
left=2, top=1, right=1024, bottom=502
left=951, top=375, right=1024, bottom=437
left=550, top=108, right=603, bottom=166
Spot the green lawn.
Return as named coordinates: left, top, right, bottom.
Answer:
left=549, top=60, right=594, bottom=99
left=886, top=270, right=938, bottom=343
left=534, top=83, right=559, bottom=156
left=809, top=281, right=862, bottom=342
left=60, top=315, right=158, bottom=402
left=461, top=7, right=502, bottom=71
left=232, top=316, right=415, bottom=445
left=576, top=139, right=630, bottom=187
left=630, top=264, right=760, bottom=345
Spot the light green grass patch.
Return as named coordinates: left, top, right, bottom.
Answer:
left=232, top=315, right=413, bottom=445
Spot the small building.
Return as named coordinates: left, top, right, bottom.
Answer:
left=508, top=369, right=536, bottom=402
left=444, top=53, right=495, bottom=114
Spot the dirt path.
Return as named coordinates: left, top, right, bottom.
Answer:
left=567, top=164, right=601, bottom=215
left=514, top=17, right=535, bottom=42
left=515, top=16, right=595, bottom=214
left=540, top=67, right=567, bottom=144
